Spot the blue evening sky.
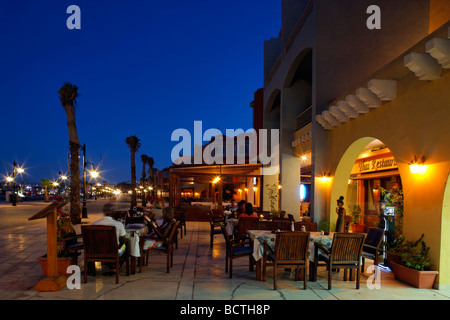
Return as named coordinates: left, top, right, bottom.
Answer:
left=0, top=0, right=280, bottom=184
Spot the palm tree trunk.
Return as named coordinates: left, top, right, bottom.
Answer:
left=44, top=186, right=49, bottom=202
left=69, top=141, right=81, bottom=224
left=131, top=149, right=137, bottom=209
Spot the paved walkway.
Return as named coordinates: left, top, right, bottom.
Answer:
left=0, top=200, right=449, bottom=300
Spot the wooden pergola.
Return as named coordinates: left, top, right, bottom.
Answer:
left=169, top=163, right=262, bottom=210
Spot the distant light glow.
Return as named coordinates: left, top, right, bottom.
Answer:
left=300, top=184, right=307, bottom=201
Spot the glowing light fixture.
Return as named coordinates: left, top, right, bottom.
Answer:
left=90, top=170, right=100, bottom=179
left=321, top=172, right=331, bottom=183
left=212, top=176, right=221, bottom=184
left=6, top=176, right=13, bottom=182
left=409, top=156, right=428, bottom=174
left=278, top=185, right=282, bottom=190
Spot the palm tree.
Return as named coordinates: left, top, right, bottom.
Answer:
left=58, top=83, right=81, bottom=224
left=41, top=179, right=52, bottom=202
left=140, top=154, right=149, bottom=206
left=126, top=135, right=141, bottom=209
left=140, top=154, right=148, bottom=183
left=147, top=157, right=155, bottom=196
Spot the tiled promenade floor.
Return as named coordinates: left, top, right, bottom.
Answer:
left=0, top=200, right=449, bottom=300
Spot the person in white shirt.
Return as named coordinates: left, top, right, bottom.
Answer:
left=92, top=203, right=127, bottom=251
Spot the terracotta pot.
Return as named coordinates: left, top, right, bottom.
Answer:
left=351, top=224, right=366, bottom=233
left=386, top=252, right=402, bottom=268
left=38, top=256, right=78, bottom=277
left=389, top=261, right=438, bottom=289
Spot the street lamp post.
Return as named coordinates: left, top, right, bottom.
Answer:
left=81, top=143, right=100, bottom=219
left=81, top=144, right=88, bottom=219
left=10, top=161, right=25, bottom=207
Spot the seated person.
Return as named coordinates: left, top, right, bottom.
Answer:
left=236, top=200, right=246, bottom=218
left=239, top=203, right=258, bottom=218
left=90, top=204, right=127, bottom=273
left=143, top=207, right=177, bottom=249
left=151, top=199, right=164, bottom=221
left=92, top=203, right=127, bottom=253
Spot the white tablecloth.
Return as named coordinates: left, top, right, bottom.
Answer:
left=225, top=218, right=238, bottom=235
left=125, top=224, right=147, bottom=257
left=248, top=230, right=335, bottom=262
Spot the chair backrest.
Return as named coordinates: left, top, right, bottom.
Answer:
left=364, top=228, right=385, bottom=254
left=126, top=216, right=145, bottom=225
left=167, top=221, right=180, bottom=243
left=294, top=222, right=318, bottom=232
left=274, top=232, right=310, bottom=263
left=256, top=220, right=273, bottom=230
left=207, top=211, right=217, bottom=227
left=272, top=220, right=292, bottom=232
left=330, top=233, right=366, bottom=264
left=220, top=225, right=232, bottom=249
left=237, top=217, right=258, bottom=237
left=211, top=208, right=224, bottom=219
left=81, top=225, right=118, bottom=258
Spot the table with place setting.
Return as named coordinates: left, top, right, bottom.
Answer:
left=247, top=230, right=335, bottom=280
left=125, top=223, right=148, bottom=274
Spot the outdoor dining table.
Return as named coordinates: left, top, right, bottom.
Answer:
left=125, top=223, right=148, bottom=274
left=247, top=230, right=335, bottom=281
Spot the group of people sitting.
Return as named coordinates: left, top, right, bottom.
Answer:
left=92, top=199, right=178, bottom=255
left=228, top=200, right=258, bottom=219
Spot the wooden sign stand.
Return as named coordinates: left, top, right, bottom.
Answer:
left=29, top=202, right=69, bottom=292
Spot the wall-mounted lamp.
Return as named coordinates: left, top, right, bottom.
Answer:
left=278, top=185, right=282, bottom=190
left=409, top=156, right=428, bottom=174
left=320, top=172, right=331, bottom=183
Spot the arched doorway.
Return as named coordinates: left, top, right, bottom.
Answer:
left=330, top=138, right=404, bottom=240
left=440, top=173, right=450, bottom=287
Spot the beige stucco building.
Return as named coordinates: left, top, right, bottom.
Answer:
left=262, top=0, right=450, bottom=288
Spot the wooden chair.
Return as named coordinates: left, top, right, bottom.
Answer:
left=256, top=220, right=273, bottom=231
left=294, top=222, right=318, bottom=232
left=313, top=233, right=366, bottom=290
left=140, top=221, right=180, bottom=273
left=236, top=217, right=258, bottom=238
left=207, top=211, right=224, bottom=247
left=263, top=232, right=310, bottom=290
left=174, top=208, right=187, bottom=239
left=272, top=220, right=292, bottom=231
left=361, top=228, right=385, bottom=277
left=81, top=225, right=130, bottom=284
left=220, top=225, right=254, bottom=278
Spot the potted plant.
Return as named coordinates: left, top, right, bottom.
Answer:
left=387, top=234, right=438, bottom=289
left=37, top=196, right=79, bottom=277
left=319, top=221, right=330, bottom=235
left=349, top=204, right=365, bottom=233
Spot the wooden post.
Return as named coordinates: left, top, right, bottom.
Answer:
left=218, top=182, right=223, bottom=211
left=29, top=202, right=68, bottom=292
left=46, top=208, right=58, bottom=278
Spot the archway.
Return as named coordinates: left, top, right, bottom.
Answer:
left=330, top=138, right=404, bottom=239
left=440, top=173, right=450, bottom=287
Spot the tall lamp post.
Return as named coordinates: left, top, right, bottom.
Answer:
left=9, top=161, right=25, bottom=206
left=81, top=144, right=99, bottom=219
left=81, top=144, right=87, bottom=218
